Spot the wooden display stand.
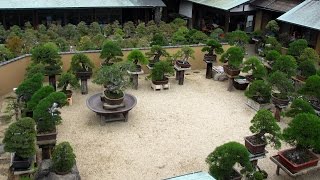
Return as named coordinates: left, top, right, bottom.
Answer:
left=174, top=65, right=191, bottom=85
left=204, top=60, right=214, bottom=79
left=9, top=154, right=36, bottom=179
left=37, top=140, right=56, bottom=160
left=128, top=70, right=144, bottom=90
left=151, top=82, right=170, bottom=91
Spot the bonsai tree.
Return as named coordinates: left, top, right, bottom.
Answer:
left=25, top=63, right=46, bottom=79
left=299, top=47, right=320, bottom=64
left=100, top=40, right=123, bottom=66
left=206, top=141, right=253, bottom=180
left=269, top=71, right=294, bottom=102
left=298, top=75, right=320, bottom=110
left=272, top=55, right=297, bottom=78
left=201, top=39, right=224, bottom=61
left=265, top=50, right=280, bottom=65
left=286, top=98, right=316, bottom=118
left=287, top=39, right=308, bottom=58
left=145, top=45, right=169, bottom=67
left=16, top=73, right=44, bottom=103
left=297, top=60, right=316, bottom=80
left=27, top=86, right=55, bottom=112
left=220, top=46, right=244, bottom=76
left=31, top=42, right=62, bottom=90
left=52, top=142, right=76, bottom=174
left=263, top=37, right=282, bottom=53
left=242, top=56, right=267, bottom=80
left=210, top=28, right=224, bottom=41
left=245, top=80, right=271, bottom=104
left=150, top=61, right=174, bottom=84
left=2, top=117, right=36, bottom=169
left=225, top=30, right=249, bottom=49
left=178, top=46, right=195, bottom=64
left=127, top=49, right=148, bottom=71
left=265, top=20, right=279, bottom=36
left=150, top=33, right=168, bottom=46
left=247, top=109, right=282, bottom=150
left=57, top=72, right=80, bottom=98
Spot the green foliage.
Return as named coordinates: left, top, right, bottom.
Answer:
left=297, top=60, right=316, bottom=78
left=25, top=63, right=45, bottom=79
left=16, top=73, right=44, bottom=102
left=5, top=35, right=23, bottom=56
left=225, top=30, right=249, bottom=47
left=146, top=45, right=169, bottom=63
left=150, top=33, right=168, bottom=46
left=210, top=28, right=224, bottom=41
left=54, top=37, right=69, bottom=52
left=2, top=117, right=36, bottom=158
left=57, top=72, right=80, bottom=92
left=27, top=86, right=55, bottom=111
left=123, top=21, right=135, bottom=38
left=100, top=40, right=123, bottom=65
left=245, top=80, right=271, bottom=103
left=272, top=55, right=297, bottom=77
left=127, top=49, right=148, bottom=65
left=299, top=47, right=320, bottom=63
left=288, top=39, right=308, bottom=58
left=89, top=22, right=102, bottom=36
left=92, top=34, right=105, bottom=49
left=172, top=27, right=189, bottom=45
left=283, top=113, right=320, bottom=149
left=33, top=92, right=67, bottom=133
left=177, top=46, right=195, bottom=63
left=265, top=50, right=280, bottom=62
left=77, top=36, right=97, bottom=51
left=69, top=53, right=94, bottom=73
left=76, top=21, right=89, bottom=37
left=63, top=24, right=79, bottom=44
left=206, top=141, right=253, bottom=180
left=189, top=30, right=208, bottom=44
left=151, top=61, right=174, bottom=81
left=242, top=56, right=267, bottom=80
left=171, top=18, right=187, bottom=30
left=264, top=37, right=282, bottom=53
left=220, top=46, right=244, bottom=69
left=299, top=75, right=320, bottom=100
left=286, top=98, right=316, bottom=117
left=249, top=110, right=282, bottom=149
left=0, top=45, right=14, bottom=62
left=135, top=22, right=147, bottom=38
left=52, top=142, right=76, bottom=173
left=201, top=39, right=224, bottom=55
left=268, top=71, right=294, bottom=99
left=265, top=20, right=279, bottom=35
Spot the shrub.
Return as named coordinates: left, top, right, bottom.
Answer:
left=245, top=80, right=271, bottom=103
left=77, top=36, right=97, bottom=51
left=76, top=21, right=89, bottom=37
left=100, top=40, right=123, bottom=65
left=210, top=28, right=224, bottom=41
left=57, top=72, right=80, bottom=92
left=25, top=63, right=46, bottom=79
left=283, top=113, right=320, bottom=150
left=225, top=30, right=249, bottom=47
left=54, top=37, right=69, bottom=52
left=92, top=34, right=105, bottom=49
left=288, top=39, right=308, bottom=58
left=172, top=27, right=189, bottom=45
left=5, top=35, right=23, bottom=56
left=150, top=33, right=168, bottom=46
left=242, top=56, right=267, bottom=80
left=272, top=55, right=297, bottom=77
left=206, top=141, right=252, bottom=180
left=297, top=60, right=316, bottom=78
left=127, top=49, right=148, bottom=65
left=27, top=86, right=55, bottom=111
left=16, top=73, right=44, bottom=102
left=298, top=75, right=320, bottom=101
left=69, top=53, right=94, bottom=73
left=151, top=61, right=174, bottom=81
left=2, top=117, right=36, bottom=158
left=286, top=98, right=316, bottom=117
left=52, top=142, right=76, bottom=173
left=265, top=50, right=280, bottom=62
left=201, top=39, right=224, bottom=56
left=189, top=30, right=208, bottom=44
left=264, top=37, right=282, bottom=53
left=220, top=46, right=244, bottom=69
left=299, top=47, right=320, bottom=64
left=265, top=20, right=279, bottom=35
left=123, top=21, right=135, bottom=38
left=268, top=71, right=294, bottom=99
left=249, top=110, right=282, bottom=149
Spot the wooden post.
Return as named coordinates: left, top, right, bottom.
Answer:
left=315, top=31, right=320, bottom=54
left=227, top=77, right=234, bottom=91
left=48, top=75, right=56, bottom=91
left=205, top=62, right=213, bottom=79
left=224, top=11, right=230, bottom=33
left=178, top=71, right=185, bottom=85
left=81, top=79, right=88, bottom=94
left=175, top=70, right=179, bottom=80
left=274, top=106, right=281, bottom=122
left=131, top=74, right=139, bottom=90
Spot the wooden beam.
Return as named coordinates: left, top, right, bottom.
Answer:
left=224, top=11, right=230, bottom=33
left=316, top=31, right=320, bottom=54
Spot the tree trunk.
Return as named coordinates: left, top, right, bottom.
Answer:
left=49, top=75, right=56, bottom=91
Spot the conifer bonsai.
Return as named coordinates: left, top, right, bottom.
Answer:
left=245, top=80, right=271, bottom=104
left=201, top=39, right=224, bottom=62
left=225, top=30, right=249, bottom=50
left=272, top=55, right=297, bottom=78
left=52, top=142, right=76, bottom=174
left=298, top=75, right=320, bottom=110
left=220, top=46, right=244, bottom=76
left=146, top=45, right=169, bottom=67
left=16, top=73, right=44, bottom=103
left=296, top=60, right=316, bottom=81
left=27, top=86, right=55, bottom=113
left=265, top=50, right=280, bottom=66
left=57, top=72, right=80, bottom=98
left=175, top=46, right=195, bottom=68
left=268, top=71, right=294, bottom=106
left=242, top=56, right=267, bottom=81
left=285, top=98, right=316, bottom=118
left=100, top=40, right=123, bottom=66
left=127, top=49, right=148, bottom=71
left=287, top=39, right=308, bottom=58
left=150, top=61, right=174, bottom=85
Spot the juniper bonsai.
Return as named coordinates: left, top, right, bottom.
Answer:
left=16, top=73, right=44, bottom=102
left=52, top=142, right=76, bottom=174
left=27, top=86, right=55, bottom=111
left=220, top=46, right=244, bottom=70
left=286, top=98, right=316, bottom=118
left=150, top=61, right=174, bottom=81
left=242, top=56, right=267, bottom=80
left=69, top=53, right=94, bottom=73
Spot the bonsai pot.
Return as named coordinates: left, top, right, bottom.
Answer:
left=135, top=65, right=142, bottom=72
left=12, top=154, right=33, bottom=170
left=278, top=148, right=319, bottom=173
left=152, top=77, right=169, bottom=85
left=223, top=65, right=240, bottom=76
left=246, top=98, right=271, bottom=111
left=245, top=135, right=267, bottom=155
left=271, top=93, right=290, bottom=106
left=76, top=71, right=92, bottom=79
left=175, top=60, right=191, bottom=68
left=203, top=54, right=217, bottom=62
left=309, top=99, right=320, bottom=111
left=233, top=76, right=249, bottom=90
left=101, top=91, right=124, bottom=105
left=36, top=129, right=57, bottom=142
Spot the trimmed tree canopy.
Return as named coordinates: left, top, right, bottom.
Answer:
left=52, top=142, right=76, bottom=174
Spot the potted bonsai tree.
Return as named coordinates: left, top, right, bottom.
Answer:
left=146, top=45, right=169, bottom=68
left=26, top=86, right=55, bottom=117
left=150, top=61, right=174, bottom=85
left=69, top=53, right=95, bottom=94
left=265, top=50, right=280, bottom=67
left=269, top=71, right=294, bottom=106
left=2, top=117, right=36, bottom=170
left=296, top=60, right=316, bottom=81
left=220, top=46, right=244, bottom=76
left=225, top=30, right=249, bottom=50
left=287, top=39, right=308, bottom=58
left=31, top=42, right=62, bottom=91
left=127, top=49, right=148, bottom=72
left=57, top=72, right=80, bottom=98
left=201, top=39, right=224, bottom=62
left=272, top=55, right=297, bottom=78
left=52, top=142, right=76, bottom=175
left=299, top=47, right=320, bottom=64
left=264, top=20, right=279, bottom=37
left=100, top=40, right=123, bottom=66
left=245, top=80, right=272, bottom=111
left=206, top=141, right=253, bottom=180
left=16, top=73, right=44, bottom=103
left=175, top=46, right=195, bottom=68
left=298, top=75, right=320, bottom=111
left=285, top=98, right=316, bottom=118
left=93, top=63, right=131, bottom=105
left=280, top=113, right=320, bottom=173
left=245, top=109, right=282, bottom=155
left=241, top=56, right=267, bottom=82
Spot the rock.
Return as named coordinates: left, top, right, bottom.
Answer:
left=35, top=159, right=81, bottom=180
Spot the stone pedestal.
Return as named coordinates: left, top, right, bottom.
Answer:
left=174, top=65, right=191, bottom=85
left=128, top=70, right=144, bottom=90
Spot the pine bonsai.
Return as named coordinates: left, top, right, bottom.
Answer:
left=220, top=46, right=244, bottom=70
left=69, top=53, right=94, bottom=73
left=57, top=72, right=80, bottom=94
left=146, top=45, right=169, bottom=65
left=225, top=30, right=249, bottom=48
left=150, top=61, right=174, bottom=82
left=299, top=47, right=320, bottom=64
left=297, top=60, right=316, bottom=79
left=272, top=55, right=297, bottom=77
left=264, top=37, right=282, bottom=54
left=245, top=80, right=271, bottom=104
left=150, top=33, right=168, bottom=46
left=242, top=56, right=267, bottom=80
left=201, top=39, right=224, bottom=57
left=52, top=142, right=76, bottom=174
left=127, top=49, right=148, bottom=70
left=178, top=46, right=195, bottom=64
left=100, top=40, right=123, bottom=66
left=288, top=39, right=308, bottom=58
left=298, top=75, right=320, bottom=103
left=265, top=20, right=279, bottom=36
left=16, top=73, right=44, bottom=102
left=265, top=50, right=280, bottom=63
left=25, top=63, right=46, bottom=79
left=27, top=86, right=55, bottom=111
left=286, top=98, right=316, bottom=117
left=268, top=71, right=294, bottom=100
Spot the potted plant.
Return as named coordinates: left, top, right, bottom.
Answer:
left=287, top=39, right=308, bottom=58
left=127, top=49, right=148, bottom=72
left=285, top=98, right=316, bottom=118
left=264, top=20, right=279, bottom=37
left=242, top=56, right=267, bottom=82
left=220, top=46, right=244, bottom=76
left=299, top=47, right=320, bottom=64
left=52, top=142, right=76, bottom=175
left=265, top=50, right=280, bottom=67
left=16, top=73, right=44, bottom=103
left=93, top=63, right=131, bottom=105
left=175, top=46, right=194, bottom=68
left=146, top=45, right=169, bottom=68
left=31, top=43, right=62, bottom=91
left=57, top=72, right=80, bottom=98
left=69, top=53, right=95, bottom=94
left=201, top=39, right=224, bottom=62
left=2, top=117, right=36, bottom=170
left=206, top=141, right=253, bottom=180
left=268, top=71, right=294, bottom=106
left=245, top=110, right=282, bottom=155
left=100, top=40, right=123, bottom=66
left=272, top=55, right=297, bottom=78
left=233, top=76, right=249, bottom=90
left=296, top=60, right=316, bottom=81
left=26, top=86, right=55, bottom=117
left=150, top=61, right=174, bottom=85
left=245, top=80, right=272, bottom=110
left=280, top=113, right=320, bottom=172
left=298, top=75, right=320, bottom=111
left=225, top=30, right=249, bottom=50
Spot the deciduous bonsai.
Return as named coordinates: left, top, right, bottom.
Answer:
left=57, top=72, right=80, bottom=98
left=206, top=141, right=253, bottom=180
left=100, top=40, right=123, bottom=66
left=285, top=98, right=316, bottom=118
left=245, top=110, right=282, bottom=154
left=220, top=46, right=244, bottom=76
left=268, top=71, right=294, bottom=106
left=201, top=39, right=224, bottom=62
left=175, top=46, right=195, bottom=68
left=298, top=75, right=320, bottom=110
left=146, top=45, right=169, bottom=67
left=150, top=61, right=174, bottom=85
left=52, top=142, right=76, bottom=175
left=127, top=49, right=148, bottom=71
left=242, top=56, right=267, bottom=81
left=245, top=80, right=271, bottom=104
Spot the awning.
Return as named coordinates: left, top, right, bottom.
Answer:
left=277, top=0, right=320, bottom=31
left=186, top=0, right=250, bottom=11
left=251, top=0, right=302, bottom=13
left=0, top=0, right=166, bottom=9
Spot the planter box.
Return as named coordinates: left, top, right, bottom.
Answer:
left=223, top=65, right=240, bottom=76
left=278, top=148, right=319, bottom=173
left=11, top=153, right=33, bottom=171
left=36, top=130, right=57, bottom=145
left=246, top=98, right=272, bottom=111
left=245, top=135, right=266, bottom=155
left=272, top=94, right=290, bottom=107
